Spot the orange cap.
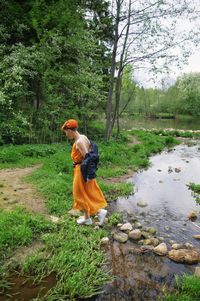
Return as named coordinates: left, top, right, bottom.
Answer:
left=61, top=119, right=78, bottom=132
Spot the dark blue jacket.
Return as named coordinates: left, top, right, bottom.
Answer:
left=81, top=141, right=99, bottom=182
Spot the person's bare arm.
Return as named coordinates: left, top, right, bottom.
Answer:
left=76, top=140, right=88, bottom=157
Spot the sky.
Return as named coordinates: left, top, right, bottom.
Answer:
left=135, top=49, right=200, bottom=88
left=124, top=0, right=200, bottom=89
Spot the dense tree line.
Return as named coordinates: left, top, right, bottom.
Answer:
left=120, top=72, right=200, bottom=117
left=0, top=0, right=112, bottom=144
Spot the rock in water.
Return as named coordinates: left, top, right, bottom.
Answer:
left=146, top=227, right=157, bottom=234
left=168, top=249, right=200, bottom=264
left=193, top=234, right=200, bottom=240
left=153, top=243, right=168, bottom=256
left=143, top=238, right=159, bottom=247
left=113, top=232, right=128, bottom=243
left=172, top=243, right=184, bottom=250
left=137, top=200, right=148, bottom=207
left=188, top=211, right=198, bottom=220
left=120, top=223, right=133, bottom=232
left=129, top=229, right=142, bottom=240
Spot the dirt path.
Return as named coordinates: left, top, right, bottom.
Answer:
left=0, top=165, right=48, bottom=215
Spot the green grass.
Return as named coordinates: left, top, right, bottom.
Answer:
left=0, top=143, right=61, bottom=168
left=161, top=275, right=200, bottom=301
left=108, top=212, right=123, bottom=226
left=187, top=183, right=200, bottom=194
left=0, top=130, right=180, bottom=299
left=0, top=208, right=55, bottom=263
left=187, top=183, right=200, bottom=205
left=150, top=129, right=200, bottom=139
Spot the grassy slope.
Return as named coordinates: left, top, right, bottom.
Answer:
left=0, top=130, right=181, bottom=299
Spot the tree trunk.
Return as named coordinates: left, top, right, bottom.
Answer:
left=109, top=0, right=132, bottom=138
left=104, top=0, right=121, bottom=141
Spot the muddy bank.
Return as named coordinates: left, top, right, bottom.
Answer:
left=0, top=272, right=56, bottom=301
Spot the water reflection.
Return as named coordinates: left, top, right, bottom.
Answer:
left=120, top=116, right=200, bottom=131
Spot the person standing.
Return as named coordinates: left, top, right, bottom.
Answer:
left=61, top=119, right=107, bottom=225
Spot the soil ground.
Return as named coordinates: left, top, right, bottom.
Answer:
left=0, top=165, right=48, bottom=215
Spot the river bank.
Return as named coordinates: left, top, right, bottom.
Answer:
left=0, top=130, right=199, bottom=300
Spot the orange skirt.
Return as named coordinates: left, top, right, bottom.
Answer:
left=73, top=165, right=107, bottom=215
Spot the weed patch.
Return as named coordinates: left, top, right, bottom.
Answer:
left=162, top=275, right=200, bottom=301
left=187, top=183, right=200, bottom=205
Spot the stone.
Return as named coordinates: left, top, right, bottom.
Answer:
left=137, top=200, right=148, bottom=208
left=168, top=249, right=200, bottom=264
left=117, top=223, right=123, bottom=227
left=172, top=243, right=185, bottom=250
left=113, top=232, right=128, bottom=243
left=193, top=234, right=200, bottom=240
left=164, top=226, right=170, bottom=231
left=49, top=215, right=60, bottom=224
left=188, top=211, right=198, bottom=220
left=120, top=223, right=133, bottom=232
left=143, top=238, right=159, bottom=247
left=194, top=267, right=200, bottom=277
left=141, top=231, right=151, bottom=239
left=129, top=229, right=142, bottom=240
left=175, top=167, right=181, bottom=173
left=146, top=227, right=157, bottom=234
left=130, top=216, right=138, bottom=223
left=157, top=169, right=162, bottom=172
left=185, top=243, right=193, bottom=249
left=101, top=237, right=109, bottom=245
left=168, top=167, right=173, bottom=173
left=140, top=245, right=154, bottom=252
left=134, top=222, right=142, bottom=228
left=153, top=243, right=168, bottom=256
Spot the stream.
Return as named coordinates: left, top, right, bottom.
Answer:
left=94, top=139, right=200, bottom=301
